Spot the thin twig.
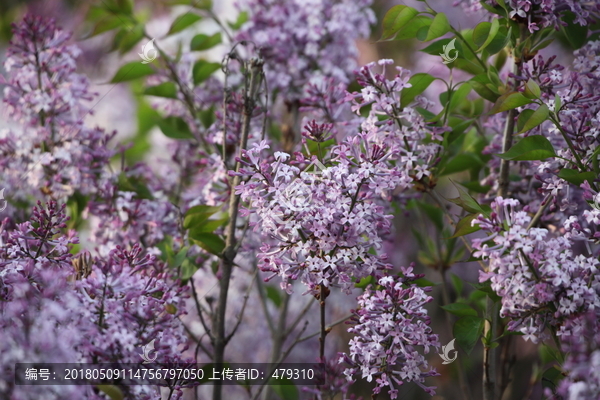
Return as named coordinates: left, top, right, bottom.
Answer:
left=225, top=269, right=258, bottom=343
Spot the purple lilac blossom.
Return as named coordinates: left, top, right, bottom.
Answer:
left=339, top=268, right=440, bottom=398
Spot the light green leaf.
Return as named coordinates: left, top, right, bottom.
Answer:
left=523, top=79, right=541, bottom=99
left=489, top=92, right=532, bottom=114
left=422, top=12, right=450, bottom=41
left=167, top=13, right=202, bottom=36
left=450, top=214, right=481, bottom=238
left=557, top=169, right=596, bottom=186
left=497, top=135, right=556, bottom=161
left=381, top=5, right=419, bottom=40
left=473, top=18, right=500, bottom=51
left=393, top=15, right=433, bottom=41
left=144, top=82, right=178, bottom=99
left=517, top=104, right=549, bottom=133
left=96, top=385, right=124, bottom=400
left=191, top=32, right=222, bottom=51
left=110, top=62, right=155, bottom=83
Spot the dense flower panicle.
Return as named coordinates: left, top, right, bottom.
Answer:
left=340, top=269, right=440, bottom=398
left=552, top=311, right=600, bottom=400
left=0, top=15, right=115, bottom=201
left=235, top=0, right=375, bottom=98
left=0, top=202, right=193, bottom=399
left=454, top=0, right=599, bottom=31
left=472, top=197, right=600, bottom=342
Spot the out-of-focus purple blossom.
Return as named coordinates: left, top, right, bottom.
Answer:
left=235, top=0, right=375, bottom=99
left=472, top=197, right=600, bottom=343
left=0, top=15, right=115, bottom=202
left=340, top=269, right=440, bottom=398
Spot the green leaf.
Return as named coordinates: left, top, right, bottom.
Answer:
left=265, top=286, right=282, bottom=307
left=469, top=74, right=500, bottom=103
left=199, top=107, right=216, bottom=129
left=469, top=282, right=501, bottom=302
left=447, top=183, right=491, bottom=216
left=560, top=11, right=588, bottom=49
left=453, top=316, right=485, bottom=355
left=542, top=366, right=563, bottom=393
left=157, top=116, right=194, bottom=140
left=173, top=246, right=189, bottom=268
left=96, top=385, right=124, bottom=400
left=117, top=172, right=154, bottom=199
left=193, top=60, right=221, bottom=85
left=355, top=275, right=375, bottom=289
left=144, top=82, right=178, bottom=99
left=184, top=205, right=222, bottom=229
left=110, top=62, right=155, bottom=83
left=422, top=12, right=450, bottom=41
left=517, top=104, right=549, bottom=133
left=270, top=378, right=299, bottom=400
left=523, top=78, right=541, bottom=99
left=489, top=92, right=532, bottom=114
left=381, top=5, right=420, bottom=40
left=450, top=273, right=463, bottom=296
left=557, top=169, right=596, bottom=186
left=473, top=18, right=500, bottom=51
left=414, top=278, right=439, bottom=287
left=450, top=214, right=481, bottom=238
left=189, top=232, right=225, bottom=255
left=497, top=135, right=556, bottom=161
left=441, top=302, right=478, bottom=317
left=417, top=201, right=444, bottom=231
left=191, top=32, right=222, bottom=51
left=393, top=15, right=433, bottom=41
left=180, top=258, right=199, bottom=281
left=189, top=217, right=228, bottom=233
left=400, top=73, right=436, bottom=108
left=441, top=153, right=482, bottom=176
left=167, top=13, right=202, bottom=36
left=228, top=11, right=248, bottom=30
left=421, top=38, right=464, bottom=57
left=117, top=24, right=145, bottom=54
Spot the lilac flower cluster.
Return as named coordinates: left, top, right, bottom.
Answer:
left=454, top=0, right=599, bottom=32
left=472, top=197, right=600, bottom=342
left=339, top=268, right=440, bottom=398
left=553, top=311, right=600, bottom=400
left=0, top=202, right=193, bottom=399
left=235, top=0, right=375, bottom=99
left=0, top=15, right=115, bottom=201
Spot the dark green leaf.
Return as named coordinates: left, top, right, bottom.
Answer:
left=453, top=316, right=485, bottom=355
left=191, top=32, right=222, bottom=51
left=450, top=214, right=481, bottom=238
left=400, top=73, right=436, bottom=108
left=447, top=183, right=491, bottom=216
left=557, top=169, right=596, bottom=186
left=517, top=104, right=549, bottom=133
left=157, top=116, right=194, bottom=139
left=117, top=172, right=154, bottom=199
left=189, top=232, right=225, bottom=255
left=413, top=278, right=439, bottom=287
left=173, top=247, right=189, bottom=268
left=441, top=153, right=482, bottom=176
left=417, top=201, right=444, bottom=231
left=560, top=12, right=588, bottom=49
left=265, top=286, right=282, bottom=307
left=441, top=302, right=478, bottom=317
left=489, top=92, right=532, bottom=114
left=381, top=5, right=419, bottom=40
left=110, top=62, right=155, bottom=83
left=542, top=366, right=563, bottom=393
left=144, top=82, right=178, bottom=99
left=189, top=217, right=228, bottom=233
left=270, top=378, right=299, bottom=400
left=450, top=273, right=463, bottom=296
left=167, top=13, right=202, bottom=36
left=193, top=60, right=221, bottom=85
left=469, top=282, right=501, bottom=302
left=469, top=75, right=501, bottom=103
left=497, top=135, right=556, bottom=161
